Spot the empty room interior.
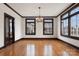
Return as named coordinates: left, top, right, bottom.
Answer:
left=0, top=3, right=79, bottom=56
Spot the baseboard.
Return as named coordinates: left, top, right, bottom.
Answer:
left=0, top=38, right=22, bottom=50
left=57, top=38, right=79, bottom=49
left=15, top=38, right=22, bottom=43
left=0, top=38, right=57, bottom=50
left=21, top=38, right=58, bottom=40
left=0, top=38, right=78, bottom=50
left=0, top=46, right=5, bottom=50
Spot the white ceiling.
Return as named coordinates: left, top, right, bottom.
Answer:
left=8, top=3, right=71, bottom=16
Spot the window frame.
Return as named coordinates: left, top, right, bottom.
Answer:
left=43, top=19, right=53, bottom=35
left=61, top=4, right=79, bottom=40
left=25, top=19, right=36, bottom=35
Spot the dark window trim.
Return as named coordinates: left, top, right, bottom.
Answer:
left=61, top=11, right=79, bottom=20
left=43, top=19, right=53, bottom=35
left=25, top=19, right=36, bottom=35
left=61, top=4, right=79, bottom=40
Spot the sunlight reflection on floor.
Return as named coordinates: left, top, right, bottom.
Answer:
left=44, top=44, right=52, bottom=56
left=27, top=44, right=35, bottom=56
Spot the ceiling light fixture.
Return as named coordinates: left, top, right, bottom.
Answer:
left=36, top=7, right=43, bottom=22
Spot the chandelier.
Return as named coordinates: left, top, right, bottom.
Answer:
left=36, top=7, right=43, bottom=22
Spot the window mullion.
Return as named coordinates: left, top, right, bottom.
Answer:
left=68, top=11, right=70, bottom=36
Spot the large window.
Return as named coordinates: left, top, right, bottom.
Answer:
left=61, top=4, right=79, bottom=39
left=43, top=19, right=53, bottom=35
left=25, top=19, right=36, bottom=35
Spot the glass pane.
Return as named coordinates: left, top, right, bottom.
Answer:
left=70, top=15, right=77, bottom=36
left=70, top=7, right=79, bottom=15
left=70, top=14, right=79, bottom=37
left=27, top=23, right=35, bottom=34
left=44, top=20, right=52, bottom=22
left=10, top=19, right=13, bottom=38
left=62, top=13, right=68, bottom=19
left=44, top=23, right=52, bottom=34
left=6, top=17, right=9, bottom=38
left=62, top=19, right=68, bottom=35
left=27, top=20, right=34, bottom=22
left=61, top=20, right=64, bottom=35
left=77, top=14, right=79, bottom=36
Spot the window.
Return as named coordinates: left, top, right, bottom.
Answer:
left=61, top=13, right=69, bottom=36
left=61, top=4, right=79, bottom=39
left=43, top=19, right=53, bottom=35
left=25, top=19, right=36, bottom=35
left=61, top=19, right=68, bottom=35
left=70, top=14, right=79, bottom=37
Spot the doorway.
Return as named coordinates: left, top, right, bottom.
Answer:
left=4, top=13, right=15, bottom=47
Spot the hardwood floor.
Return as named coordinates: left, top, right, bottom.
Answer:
left=0, top=38, right=79, bottom=56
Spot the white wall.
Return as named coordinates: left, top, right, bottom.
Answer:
left=21, top=18, right=57, bottom=38
left=0, top=4, right=22, bottom=48
left=57, top=16, right=79, bottom=47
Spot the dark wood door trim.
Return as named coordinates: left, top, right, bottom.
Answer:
left=4, top=13, right=15, bottom=47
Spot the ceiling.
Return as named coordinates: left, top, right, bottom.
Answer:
left=8, top=3, right=71, bottom=16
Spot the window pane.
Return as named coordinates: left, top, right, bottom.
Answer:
left=61, top=20, right=64, bottom=35
left=70, top=14, right=79, bottom=37
left=10, top=19, right=13, bottom=38
left=27, top=20, right=34, bottom=22
left=70, top=15, right=77, bottom=36
left=70, top=7, right=79, bottom=15
left=6, top=17, right=9, bottom=38
left=62, top=13, right=68, bottom=19
left=44, top=23, right=52, bottom=34
left=44, top=20, right=52, bottom=22
left=27, top=23, right=35, bottom=34
left=62, top=19, right=68, bottom=35
left=77, top=14, right=79, bottom=36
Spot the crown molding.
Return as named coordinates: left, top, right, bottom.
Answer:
left=4, top=3, right=76, bottom=18
left=22, top=16, right=57, bottom=18
left=4, top=3, right=23, bottom=18
left=56, top=3, right=75, bottom=17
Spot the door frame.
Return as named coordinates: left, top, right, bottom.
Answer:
left=4, top=13, right=15, bottom=47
